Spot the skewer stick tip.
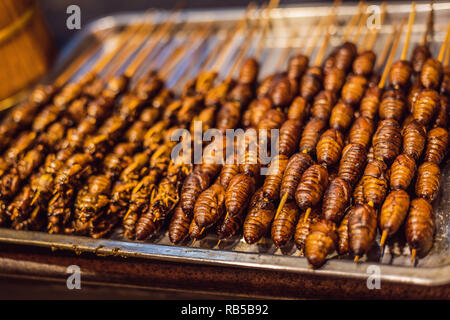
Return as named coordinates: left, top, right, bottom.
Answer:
left=303, top=207, right=311, bottom=223
left=275, top=192, right=289, bottom=220
left=354, top=255, right=360, bottom=263
left=380, top=230, right=388, bottom=247
left=368, top=201, right=374, bottom=208
left=411, top=248, right=417, bottom=262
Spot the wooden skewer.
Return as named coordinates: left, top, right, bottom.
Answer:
left=274, top=29, right=298, bottom=71
left=400, top=2, right=416, bottom=61
left=411, top=248, right=417, bottom=262
left=254, top=0, right=280, bottom=60
left=444, top=36, right=450, bottom=66
left=375, top=22, right=397, bottom=72
left=352, top=3, right=369, bottom=44
left=342, top=1, right=363, bottom=42
left=304, top=15, right=327, bottom=57
left=438, top=23, right=450, bottom=63
left=378, top=20, right=405, bottom=89
left=313, top=2, right=339, bottom=67
left=421, top=1, right=433, bottom=46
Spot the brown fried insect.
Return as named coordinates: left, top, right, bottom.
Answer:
left=359, top=86, right=382, bottom=120
left=352, top=51, right=376, bottom=77
left=316, top=129, right=344, bottom=167
left=401, top=120, right=426, bottom=161
left=168, top=205, right=191, bottom=244
left=248, top=97, right=273, bottom=128
left=407, top=80, right=423, bottom=113
left=277, top=120, right=302, bottom=157
left=218, top=162, right=239, bottom=190
left=216, top=211, right=244, bottom=240
left=294, top=207, right=320, bottom=254
left=362, top=159, right=389, bottom=207
left=341, top=75, right=367, bottom=106
left=413, top=89, right=440, bottom=126
left=225, top=173, right=255, bottom=218
left=216, top=101, right=241, bottom=132
left=334, top=42, right=357, bottom=72
left=424, top=127, right=448, bottom=165
left=420, top=58, right=443, bottom=89
left=300, top=66, right=323, bottom=101
left=261, top=155, right=289, bottom=202
left=194, top=183, right=226, bottom=229
left=389, top=154, right=416, bottom=191
left=280, top=152, right=315, bottom=202
left=299, top=118, right=327, bottom=154
left=271, top=201, right=300, bottom=248
left=405, top=198, right=435, bottom=259
left=287, top=54, right=309, bottom=80
left=295, top=164, right=328, bottom=210
left=415, top=162, right=441, bottom=202
left=238, top=57, right=260, bottom=85
left=412, top=44, right=431, bottom=74
left=348, top=117, right=374, bottom=150
left=372, top=119, right=402, bottom=164
left=348, top=204, right=377, bottom=260
left=329, top=102, right=354, bottom=132
left=389, top=60, right=413, bottom=89
left=270, top=76, right=297, bottom=108
left=287, top=96, right=309, bottom=122
left=352, top=178, right=365, bottom=206
left=305, top=219, right=338, bottom=268
left=379, top=190, right=410, bottom=245
left=379, top=89, right=406, bottom=122
left=434, top=95, right=448, bottom=128
left=323, top=67, right=346, bottom=92
left=337, top=211, right=350, bottom=255
left=180, top=170, right=211, bottom=218
left=257, top=108, right=286, bottom=143
left=205, top=79, right=234, bottom=108
left=441, top=66, right=450, bottom=95
left=311, top=90, right=337, bottom=121
left=243, top=188, right=276, bottom=244
left=322, top=177, right=352, bottom=223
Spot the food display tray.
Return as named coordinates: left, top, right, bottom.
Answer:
left=0, top=2, right=449, bottom=286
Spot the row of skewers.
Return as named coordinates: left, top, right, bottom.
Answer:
left=0, top=1, right=448, bottom=268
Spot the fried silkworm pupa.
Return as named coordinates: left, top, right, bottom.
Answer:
left=441, top=66, right=450, bottom=95
left=299, top=118, right=327, bottom=155
left=348, top=204, right=377, bottom=260
left=372, top=119, right=402, bottom=164
left=412, top=45, right=431, bottom=74
left=401, top=120, right=426, bottom=161
left=300, top=66, right=323, bottom=101
left=379, top=190, right=410, bottom=244
left=238, top=57, right=259, bottom=85
left=278, top=120, right=302, bottom=157
left=402, top=113, right=415, bottom=130
left=337, top=211, right=350, bottom=255
left=295, top=164, right=328, bottom=210
left=257, top=108, right=286, bottom=132
left=334, top=42, right=357, bottom=72
left=329, top=101, right=354, bottom=132
left=271, top=200, right=301, bottom=247
left=379, top=89, right=406, bottom=122
left=359, top=86, right=382, bottom=120
left=362, top=159, right=389, bottom=207
left=424, top=127, right=448, bottom=165
left=352, top=178, right=365, bottom=205
left=341, top=75, right=367, bottom=106
left=407, top=80, right=422, bottom=113
left=415, top=162, right=441, bottom=202
left=389, top=60, right=413, bottom=89
left=311, top=90, right=337, bottom=121
left=229, top=84, right=253, bottom=108
left=413, top=89, right=440, bottom=126
left=216, top=101, right=241, bottom=132
left=348, top=117, right=374, bottom=150
left=405, top=198, right=435, bottom=258
left=225, top=174, right=255, bottom=217
left=305, top=219, right=338, bottom=268
left=287, top=54, right=309, bottom=80
left=271, top=76, right=297, bottom=108
left=352, top=51, right=376, bottom=77
left=262, top=155, right=289, bottom=202
left=434, top=95, right=448, bottom=128
left=322, top=177, right=352, bottom=223
left=189, top=218, right=208, bottom=241
left=287, top=96, right=309, bottom=123
left=420, top=58, right=443, bottom=89
left=280, top=152, right=315, bottom=202
left=256, top=74, right=276, bottom=99
left=316, top=129, right=344, bottom=167
left=168, top=205, right=191, bottom=244
left=180, top=170, right=211, bottom=218
left=248, top=97, right=273, bottom=128
left=294, top=207, right=320, bottom=254
left=217, top=212, right=244, bottom=240
left=243, top=188, right=276, bottom=244
left=218, top=162, right=239, bottom=189
left=389, top=154, right=416, bottom=191
left=194, top=183, right=226, bottom=229
left=323, top=67, right=346, bottom=92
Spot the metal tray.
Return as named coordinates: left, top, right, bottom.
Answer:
left=1, top=2, right=449, bottom=287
